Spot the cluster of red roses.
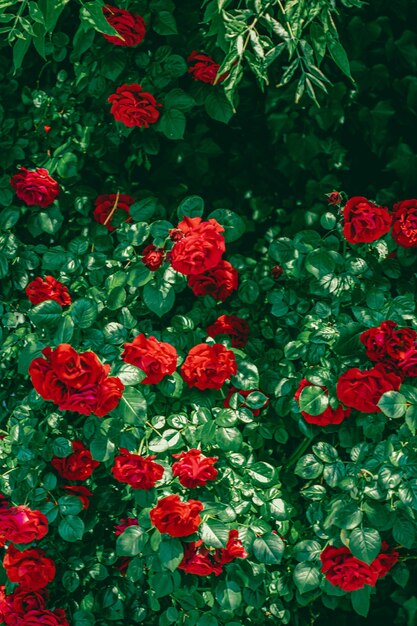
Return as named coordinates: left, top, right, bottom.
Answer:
left=138, top=216, right=239, bottom=302
left=121, top=330, right=238, bottom=390
left=29, top=344, right=124, bottom=417
left=25, top=275, right=71, bottom=307
left=321, top=543, right=399, bottom=592
left=110, top=448, right=247, bottom=576
left=0, top=499, right=67, bottom=625
left=295, top=319, right=417, bottom=425
left=100, top=5, right=226, bottom=129
left=342, top=196, right=417, bottom=247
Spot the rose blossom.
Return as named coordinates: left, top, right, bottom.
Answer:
left=187, top=260, right=238, bottom=301
left=93, top=193, right=134, bottom=231
left=360, top=320, right=417, bottom=376
left=0, top=506, right=48, bottom=547
left=343, top=196, right=391, bottom=244
left=102, top=5, right=146, bottom=47
left=206, top=314, right=249, bottom=348
left=170, top=216, right=226, bottom=276
left=25, top=276, right=71, bottom=307
left=392, top=199, right=417, bottom=247
left=3, top=546, right=56, bottom=591
left=172, top=449, right=218, bottom=488
left=178, top=541, right=223, bottom=576
left=10, top=167, right=59, bottom=207
left=141, top=244, right=165, bottom=271
left=150, top=495, right=203, bottom=537
left=112, top=449, right=164, bottom=489
left=51, top=441, right=100, bottom=481
left=108, top=84, right=161, bottom=128
left=181, top=343, right=237, bottom=390
left=336, top=365, right=402, bottom=413
left=122, top=334, right=178, bottom=384
left=187, top=51, right=228, bottom=85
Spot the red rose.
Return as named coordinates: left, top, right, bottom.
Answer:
left=373, top=541, right=399, bottom=578
left=360, top=321, right=417, bottom=376
left=45, top=344, right=107, bottom=389
left=25, top=276, right=71, bottom=307
left=28, top=358, right=68, bottom=405
left=170, top=216, right=226, bottom=276
left=62, top=486, right=92, bottom=510
left=272, top=265, right=284, bottom=280
left=0, top=506, right=48, bottom=547
left=187, top=51, right=228, bottom=85
left=122, top=334, right=178, bottom=384
left=327, top=191, right=342, bottom=205
left=343, top=196, right=391, bottom=244
left=102, top=5, right=146, bottom=47
left=115, top=517, right=139, bottom=536
left=206, top=314, right=249, bottom=348
left=51, top=441, right=100, bottom=481
left=94, top=376, right=125, bottom=417
left=10, top=167, right=59, bottom=208
left=181, top=343, right=237, bottom=390
left=59, top=385, right=99, bottom=415
left=1, top=588, right=47, bottom=619
left=150, top=495, right=203, bottom=537
left=93, top=193, right=134, bottom=232
left=294, top=379, right=351, bottom=426
left=187, top=260, right=238, bottom=301
left=216, top=529, right=248, bottom=564
left=392, top=199, right=417, bottom=247
left=172, top=449, right=218, bottom=488
left=112, top=449, right=164, bottom=489
left=3, top=546, right=56, bottom=591
left=336, top=365, right=402, bottom=413
left=178, top=540, right=223, bottom=576
left=320, top=545, right=379, bottom=591
left=108, top=84, right=161, bottom=128
left=224, top=387, right=269, bottom=417
left=141, top=244, right=165, bottom=271
left=13, top=608, right=69, bottom=626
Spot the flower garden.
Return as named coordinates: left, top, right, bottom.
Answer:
left=1, top=1, right=417, bottom=625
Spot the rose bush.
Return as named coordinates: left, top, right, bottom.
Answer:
left=1, top=1, right=417, bottom=626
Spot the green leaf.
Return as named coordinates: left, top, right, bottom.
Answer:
left=0, top=253, right=8, bottom=279
left=393, top=516, right=416, bottom=549
left=73, top=611, right=95, bottom=626
left=107, top=286, right=127, bottom=310
left=159, top=109, right=186, bottom=140
left=58, top=495, right=84, bottom=516
left=177, top=195, right=204, bottom=220
left=80, top=0, right=119, bottom=35
left=327, top=37, right=353, bottom=80
left=114, top=388, right=147, bottom=425
left=153, top=11, right=178, bottom=35
left=200, top=520, right=229, bottom=548
left=70, top=298, right=98, bottom=328
left=351, top=586, right=371, bottom=617
left=215, top=581, right=242, bottom=611
left=231, top=361, right=259, bottom=390
left=293, top=562, right=321, bottom=594
left=377, top=391, right=407, bottom=418
left=252, top=533, right=284, bottom=564
left=38, top=0, right=70, bottom=31
left=89, top=436, right=115, bottom=462
left=54, top=316, right=75, bottom=343
left=116, top=526, right=147, bottom=556
left=295, top=454, right=323, bottom=479
left=117, top=364, right=147, bottom=386
left=52, top=437, right=73, bottom=457
left=30, top=300, right=62, bottom=327
left=130, top=197, right=158, bottom=222
left=208, top=209, right=245, bottom=242
left=59, top=516, right=85, bottom=542
left=13, top=36, right=32, bottom=72
left=205, top=90, right=234, bottom=124
left=349, top=527, right=381, bottom=564
left=298, top=385, right=329, bottom=416
left=158, top=538, right=184, bottom=571
left=143, top=280, right=175, bottom=317
left=305, top=250, right=336, bottom=278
